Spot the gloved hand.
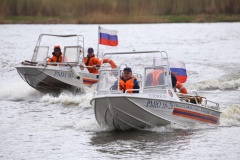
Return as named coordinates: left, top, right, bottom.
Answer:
left=79, top=64, right=84, bottom=70
left=93, top=64, right=100, bottom=69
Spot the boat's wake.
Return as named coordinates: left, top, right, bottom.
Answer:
left=220, top=104, right=240, bottom=126
left=0, top=81, right=40, bottom=101
left=40, top=89, right=94, bottom=106
left=145, top=122, right=220, bottom=133
left=40, top=84, right=97, bottom=106
left=0, top=80, right=96, bottom=106
left=192, top=69, right=240, bottom=91
left=195, top=78, right=240, bottom=91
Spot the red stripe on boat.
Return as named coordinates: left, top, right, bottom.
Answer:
left=172, top=108, right=218, bottom=124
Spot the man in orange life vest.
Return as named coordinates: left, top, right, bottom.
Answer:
left=119, top=67, right=140, bottom=93
left=145, top=69, right=177, bottom=88
left=48, top=45, right=63, bottom=64
left=145, top=69, right=188, bottom=94
left=80, top=47, right=101, bottom=74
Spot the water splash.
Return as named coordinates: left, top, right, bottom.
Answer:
left=0, top=81, right=41, bottom=101
left=40, top=86, right=95, bottom=106
left=196, top=79, right=240, bottom=91
left=220, top=104, right=240, bottom=126
left=0, top=80, right=96, bottom=105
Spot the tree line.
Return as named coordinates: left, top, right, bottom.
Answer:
left=0, top=0, right=239, bottom=23
left=1, top=0, right=239, bottom=16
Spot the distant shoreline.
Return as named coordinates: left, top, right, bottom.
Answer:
left=1, top=14, right=240, bottom=24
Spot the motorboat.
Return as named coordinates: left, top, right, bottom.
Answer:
left=91, top=51, right=221, bottom=130
left=16, top=34, right=99, bottom=94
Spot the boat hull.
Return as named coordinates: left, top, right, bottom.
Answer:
left=93, top=95, right=221, bottom=130
left=16, top=65, right=98, bottom=94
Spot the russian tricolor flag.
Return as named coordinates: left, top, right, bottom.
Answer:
left=169, top=61, right=188, bottom=83
left=99, top=26, right=118, bottom=46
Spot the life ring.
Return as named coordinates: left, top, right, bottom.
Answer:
left=176, top=81, right=188, bottom=94
left=102, top=58, right=116, bottom=69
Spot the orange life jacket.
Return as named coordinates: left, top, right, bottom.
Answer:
left=84, top=55, right=101, bottom=74
left=146, top=70, right=164, bottom=86
left=119, top=77, right=138, bottom=93
left=176, top=81, right=188, bottom=94
left=48, top=55, right=63, bottom=65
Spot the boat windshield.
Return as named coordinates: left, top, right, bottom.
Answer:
left=32, top=46, right=49, bottom=62
left=144, top=66, right=171, bottom=89
left=96, top=51, right=172, bottom=95
left=31, top=34, right=84, bottom=65
left=63, top=46, right=81, bottom=63
left=97, top=68, right=120, bottom=94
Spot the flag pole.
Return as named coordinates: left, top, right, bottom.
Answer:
left=97, top=26, right=100, bottom=58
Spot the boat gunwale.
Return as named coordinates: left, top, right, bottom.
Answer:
left=93, top=94, right=222, bottom=113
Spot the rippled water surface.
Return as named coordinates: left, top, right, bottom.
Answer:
left=0, top=23, right=240, bottom=160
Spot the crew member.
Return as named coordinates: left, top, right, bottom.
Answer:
left=80, top=47, right=101, bottom=74
left=145, top=69, right=188, bottom=94
left=145, top=69, right=177, bottom=88
left=119, top=67, right=140, bottom=93
left=48, top=45, right=63, bottom=64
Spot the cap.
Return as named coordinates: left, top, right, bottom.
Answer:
left=54, top=45, right=61, bottom=51
left=123, top=67, right=132, bottom=72
left=88, top=47, right=94, bottom=53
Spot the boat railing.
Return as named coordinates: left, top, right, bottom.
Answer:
left=143, top=84, right=168, bottom=89
left=98, top=89, right=220, bottom=111
left=35, top=34, right=84, bottom=48
left=97, top=86, right=168, bottom=95
left=125, top=89, right=142, bottom=94
left=203, top=99, right=220, bottom=110
left=36, top=61, right=80, bottom=66
left=102, top=50, right=161, bottom=58
left=96, top=90, right=122, bottom=95
left=21, top=60, right=38, bottom=66
left=177, top=92, right=220, bottom=111
left=125, top=88, right=168, bottom=94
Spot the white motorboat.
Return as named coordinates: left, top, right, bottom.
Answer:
left=91, top=51, right=221, bottom=130
left=16, top=34, right=98, bottom=94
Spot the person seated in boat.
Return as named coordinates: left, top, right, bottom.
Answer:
left=118, top=67, right=140, bottom=93
left=145, top=70, right=188, bottom=94
left=47, top=45, right=63, bottom=65
left=80, top=47, right=101, bottom=74
left=145, top=69, right=177, bottom=88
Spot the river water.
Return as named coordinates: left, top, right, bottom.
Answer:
left=0, top=23, right=240, bottom=160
